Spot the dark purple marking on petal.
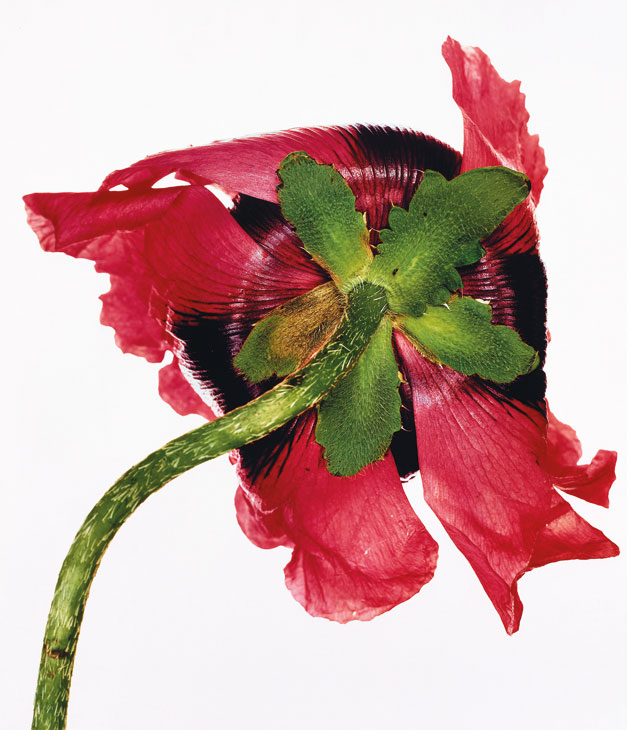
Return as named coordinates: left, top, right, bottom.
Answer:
left=171, top=127, right=461, bottom=482
left=460, top=251, right=547, bottom=409
left=391, top=351, right=420, bottom=480
left=233, top=410, right=439, bottom=623
left=329, top=125, right=461, bottom=233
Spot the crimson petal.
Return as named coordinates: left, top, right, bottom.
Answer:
left=234, top=412, right=438, bottom=622
left=442, top=37, right=547, bottom=206
left=529, top=491, right=619, bottom=570
left=27, top=126, right=461, bottom=428
left=443, top=37, right=547, bottom=259
left=444, top=37, right=549, bottom=408
left=158, top=358, right=215, bottom=420
left=220, top=127, right=461, bottom=482
left=24, top=185, right=323, bottom=416
left=101, top=125, right=460, bottom=217
left=458, top=250, right=547, bottom=408
left=26, top=125, right=465, bottom=492
left=397, top=333, right=618, bottom=634
left=541, top=407, right=618, bottom=507
left=25, top=188, right=181, bottom=363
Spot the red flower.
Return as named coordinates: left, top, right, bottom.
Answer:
left=24, top=37, right=618, bottom=633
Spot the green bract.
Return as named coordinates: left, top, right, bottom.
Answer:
left=398, top=296, right=539, bottom=383
left=367, top=168, right=531, bottom=316
left=234, top=282, right=345, bottom=383
left=277, top=152, right=373, bottom=289
left=234, top=153, right=537, bottom=476
left=316, top=317, right=402, bottom=476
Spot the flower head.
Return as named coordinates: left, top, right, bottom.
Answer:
left=24, top=37, right=618, bottom=633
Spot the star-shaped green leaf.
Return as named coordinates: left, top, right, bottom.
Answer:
left=398, top=296, right=539, bottom=383
left=234, top=283, right=345, bottom=383
left=277, top=152, right=373, bottom=289
left=368, top=167, right=531, bottom=317
left=238, top=157, right=540, bottom=477
left=315, top=317, right=401, bottom=476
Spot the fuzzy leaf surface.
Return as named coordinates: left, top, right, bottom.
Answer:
left=369, top=167, right=531, bottom=316
left=277, top=152, right=373, bottom=288
left=399, top=296, right=539, bottom=383
left=234, top=282, right=345, bottom=383
left=316, top=317, right=401, bottom=476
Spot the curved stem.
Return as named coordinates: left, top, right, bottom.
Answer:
left=32, top=283, right=386, bottom=730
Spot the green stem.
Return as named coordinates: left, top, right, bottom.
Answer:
left=32, top=283, right=386, bottom=730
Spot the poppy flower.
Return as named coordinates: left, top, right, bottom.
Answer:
left=24, top=36, right=618, bottom=634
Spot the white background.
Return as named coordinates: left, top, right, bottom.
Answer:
left=2, top=1, right=626, bottom=728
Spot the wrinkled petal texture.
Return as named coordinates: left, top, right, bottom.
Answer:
left=397, top=335, right=618, bottom=634
left=234, top=411, right=438, bottom=621
left=442, top=37, right=547, bottom=207
left=382, top=39, right=618, bottom=634
left=25, top=39, right=618, bottom=629
left=25, top=125, right=460, bottom=426
left=158, top=359, right=215, bottom=420
left=24, top=184, right=324, bottom=416
left=443, top=38, right=548, bottom=412
left=26, top=125, right=458, bottom=622
left=101, top=124, right=458, bottom=219
left=443, top=36, right=546, bottom=263
left=149, top=127, right=459, bottom=479
left=542, top=407, right=617, bottom=508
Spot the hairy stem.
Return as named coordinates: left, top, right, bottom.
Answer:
left=32, top=283, right=386, bottom=730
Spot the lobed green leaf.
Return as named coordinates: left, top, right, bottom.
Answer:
left=368, top=167, right=531, bottom=317
left=277, top=152, right=373, bottom=288
left=316, top=317, right=402, bottom=476
left=234, top=282, right=345, bottom=383
left=398, top=296, right=539, bottom=383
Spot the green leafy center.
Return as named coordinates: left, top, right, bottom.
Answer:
left=233, top=152, right=538, bottom=476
